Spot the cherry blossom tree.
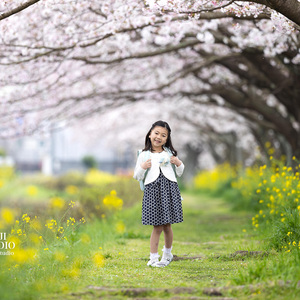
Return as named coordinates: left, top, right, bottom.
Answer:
left=145, top=0, right=300, bottom=29
left=0, top=0, right=299, bottom=160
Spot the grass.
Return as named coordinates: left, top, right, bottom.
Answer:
left=2, top=191, right=300, bottom=300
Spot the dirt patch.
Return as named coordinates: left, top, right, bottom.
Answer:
left=173, top=254, right=203, bottom=261
left=229, top=250, right=268, bottom=258
left=82, top=286, right=196, bottom=298
left=214, top=250, right=268, bottom=260
left=69, top=286, right=237, bottom=299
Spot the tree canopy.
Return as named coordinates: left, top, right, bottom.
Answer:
left=0, top=0, right=299, bottom=159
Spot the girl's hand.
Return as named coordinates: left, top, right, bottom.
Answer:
left=170, top=156, right=182, bottom=167
left=141, top=159, right=152, bottom=170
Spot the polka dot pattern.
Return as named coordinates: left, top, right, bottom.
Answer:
left=142, top=170, right=183, bottom=226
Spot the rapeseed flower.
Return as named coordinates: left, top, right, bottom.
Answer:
left=1, top=207, right=15, bottom=225
left=10, top=248, right=37, bottom=264
left=93, top=252, right=105, bottom=268
left=62, top=267, right=80, bottom=278
left=85, top=169, right=117, bottom=186
left=45, top=219, right=57, bottom=232
left=103, top=190, right=123, bottom=210
left=22, top=214, right=30, bottom=223
left=26, top=185, right=38, bottom=196
left=65, top=185, right=79, bottom=195
left=50, top=197, right=65, bottom=209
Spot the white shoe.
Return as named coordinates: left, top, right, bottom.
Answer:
left=155, top=253, right=173, bottom=267
left=147, top=257, right=159, bottom=267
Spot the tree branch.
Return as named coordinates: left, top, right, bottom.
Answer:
left=0, top=0, right=41, bottom=21
left=236, top=0, right=300, bottom=27
left=71, top=39, right=201, bottom=64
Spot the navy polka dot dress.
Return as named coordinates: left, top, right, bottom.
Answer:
left=142, top=170, right=183, bottom=226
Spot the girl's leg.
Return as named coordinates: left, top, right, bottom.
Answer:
left=155, top=224, right=174, bottom=267
left=163, top=224, right=173, bottom=249
left=150, top=225, right=164, bottom=253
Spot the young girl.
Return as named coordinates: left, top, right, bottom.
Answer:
left=133, top=120, right=184, bottom=267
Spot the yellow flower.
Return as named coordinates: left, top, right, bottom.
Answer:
left=265, top=141, right=271, bottom=149
left=0, top=207, right=15, bottom=225
left=10, top=248, right=37, bottom=264
left=69, top=201, right=75, bottom=208
left=45, top=219, right=57, bottom=232
left=58, top=227, right=64, bottom=234
left=26, top=185, right=38, bottom=196
left=67, top=217, right=75, bottom=226
left=93, top=252, right=105, bottom=268
left=61, top=267, right=80, bottom=278
left=65, top=185, right=79, bottom=195
left=102, top=190, right=123, bottom=210
left=50, top=197, right=65, bottom=209
left=7, top=236, right=21, bottom=248
left=281, top=218, right=285, bottom=222
left=85, top=169, right=117, bottom=186
left=22, top=214, right=30, bottom=223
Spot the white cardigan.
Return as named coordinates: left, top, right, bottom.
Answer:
left=133, top=150, right=184, bottom=185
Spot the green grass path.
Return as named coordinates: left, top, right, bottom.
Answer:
left=47, top=192, right=297, bottom=300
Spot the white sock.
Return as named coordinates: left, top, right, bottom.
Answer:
left=150, top=252, right=159, bottom=260
left=163, top=246, right=172, bottom=254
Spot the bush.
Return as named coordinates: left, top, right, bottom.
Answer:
left=82, top=155, right=97, bottom=169
left=193, top=163, right=238, bottom=195
left=41, top=171, right=86, bottom=190
left=193, top=158, right=300, bottom=252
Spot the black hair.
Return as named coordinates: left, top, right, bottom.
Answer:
left=143, top=120, right=178, bottom=156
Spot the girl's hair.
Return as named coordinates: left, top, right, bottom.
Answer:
left=143, top=120, right=178, bottom=156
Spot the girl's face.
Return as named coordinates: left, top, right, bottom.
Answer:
left=149, top=126, right=168, bottom=149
